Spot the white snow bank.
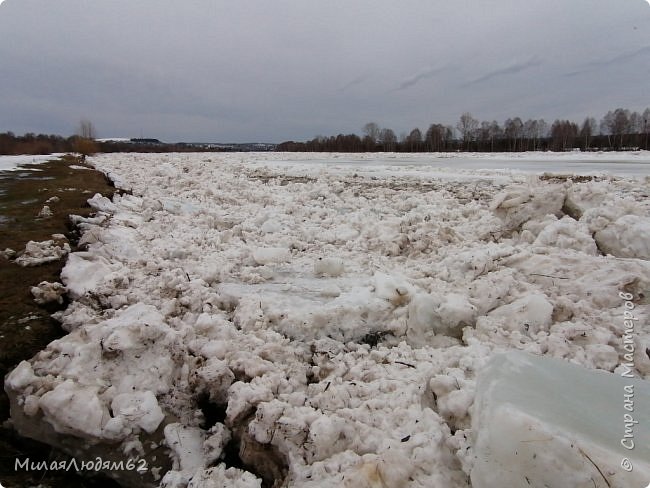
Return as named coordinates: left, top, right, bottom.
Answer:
left=60, top=252, right=123, bottom=299
left=0, top=154, right=61, bottom=171
left=471, top=351, right=650, bottom=488
left=87, top=193, right=118, bottom=213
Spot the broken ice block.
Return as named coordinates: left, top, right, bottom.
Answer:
left=471, top=351, right=650, bottom=488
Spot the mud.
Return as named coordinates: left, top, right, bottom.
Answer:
left=0, top=155, right=121, bottom=488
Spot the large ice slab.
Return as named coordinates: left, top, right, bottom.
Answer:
left=471, top=351, right=650, bottom=488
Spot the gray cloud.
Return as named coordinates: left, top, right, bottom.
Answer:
left=565, top=45, right=650, bottom=77
left=392, top=66, right=448, bottom=92
left=0, top=0, right=649, bottom=142
left=464, top=58, right=542, bottom=87
left=339, top=74, right=372, bottom=92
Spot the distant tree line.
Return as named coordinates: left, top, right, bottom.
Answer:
left=277, top=107, right=650, bottom=152
left=0, top=132, right=73, bottom=155
left=0, top=118, right=251, bottom=156
left=0, top=132, right=236, bottom=156
left=3, top=107, right=648, bottom=156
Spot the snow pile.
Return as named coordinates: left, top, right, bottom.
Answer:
left=407, top=292, right=477, bottom=342
left=31, top=281, right=66, bottom=305
left=15, top=238, right=70, bottom=266
left=532, top=216, right=598, bottom=255
left=5, top=153, right=650, bottom=487
left=37, top=205, right=54, bottom=219
left=470, top=351, right=650, bottom=488
left=1, top=248, right=16, bottom=259
left=490, top=183, right=566, bottom=230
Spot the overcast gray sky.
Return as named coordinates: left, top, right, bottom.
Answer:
left=0, top=0, right=649, bottom=142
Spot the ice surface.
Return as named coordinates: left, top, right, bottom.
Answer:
left=594, top=215, right=650, bottom=259
left=471, top=351, right=650, bottom=488
left=38, top=379, right=110, bottom=439
left=0, top=154, right=61, bottom=171
left=5, top=152, right=650, bottom=487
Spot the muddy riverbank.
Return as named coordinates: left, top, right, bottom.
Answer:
left=0, top=154, right=121, bottom=488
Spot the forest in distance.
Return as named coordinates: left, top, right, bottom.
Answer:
left=0, top=133, right=218, bottom=157
left=280, top=107, right=650, bottom=153
left=1, top=106, right=649, bottom=156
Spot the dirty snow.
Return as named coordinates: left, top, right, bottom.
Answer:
left=14, top=238, right=70, bottom=267
left=5, top=152, right=650, bottom=487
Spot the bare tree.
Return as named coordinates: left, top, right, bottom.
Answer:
left=78, top=119, right=97, bottom=140
left=425, top=124, right=452, bottom=152
left=488, top=121, right=503, bottom=151
left=363, top=122, right=380, bottom=143
left=362, top=122, right=381, bottom=151
left=642, top=108, right=650, bottom=151
left=537, top=119, right=549, bottom=139
left=406, top=128, right=422, bottom=152
left=579, top=117, right=596, bottom=151
left=379, top=128, right=397, bottom=152
left=504, top=117, right=523, bottom=151
left=477, top=121, right=501, bottom=151
left=629, top=111, right=643, bottom=135
left=457, top=112, right=479, bottom=150
left=601, top=108, right=631, bottom=148
left=550, top=120, right=578, bottom=151
left=522, top=119, right=538, bottom=151
left=74, top=119, right=98, bottom=159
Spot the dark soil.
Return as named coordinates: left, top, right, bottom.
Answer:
left=0, top=155, right=121, bottom=487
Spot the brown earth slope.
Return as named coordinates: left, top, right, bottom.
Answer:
left=0, top=155, right=121, bottom=488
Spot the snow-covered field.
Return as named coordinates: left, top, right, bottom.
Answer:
left=6, top=152, right=650, bottom=487
left=0, top=154, right=61, bottom=172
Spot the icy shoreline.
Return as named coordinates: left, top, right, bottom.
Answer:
left=0, top=154, right=63, bottom=172
left=5, top=152, right=650, bottom=487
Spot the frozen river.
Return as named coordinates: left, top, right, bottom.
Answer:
left=4, top=151, right=650, bottom=487
left=259, top=151, right=650, bottom=177
left=1, top=151, right=649, bottom=177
